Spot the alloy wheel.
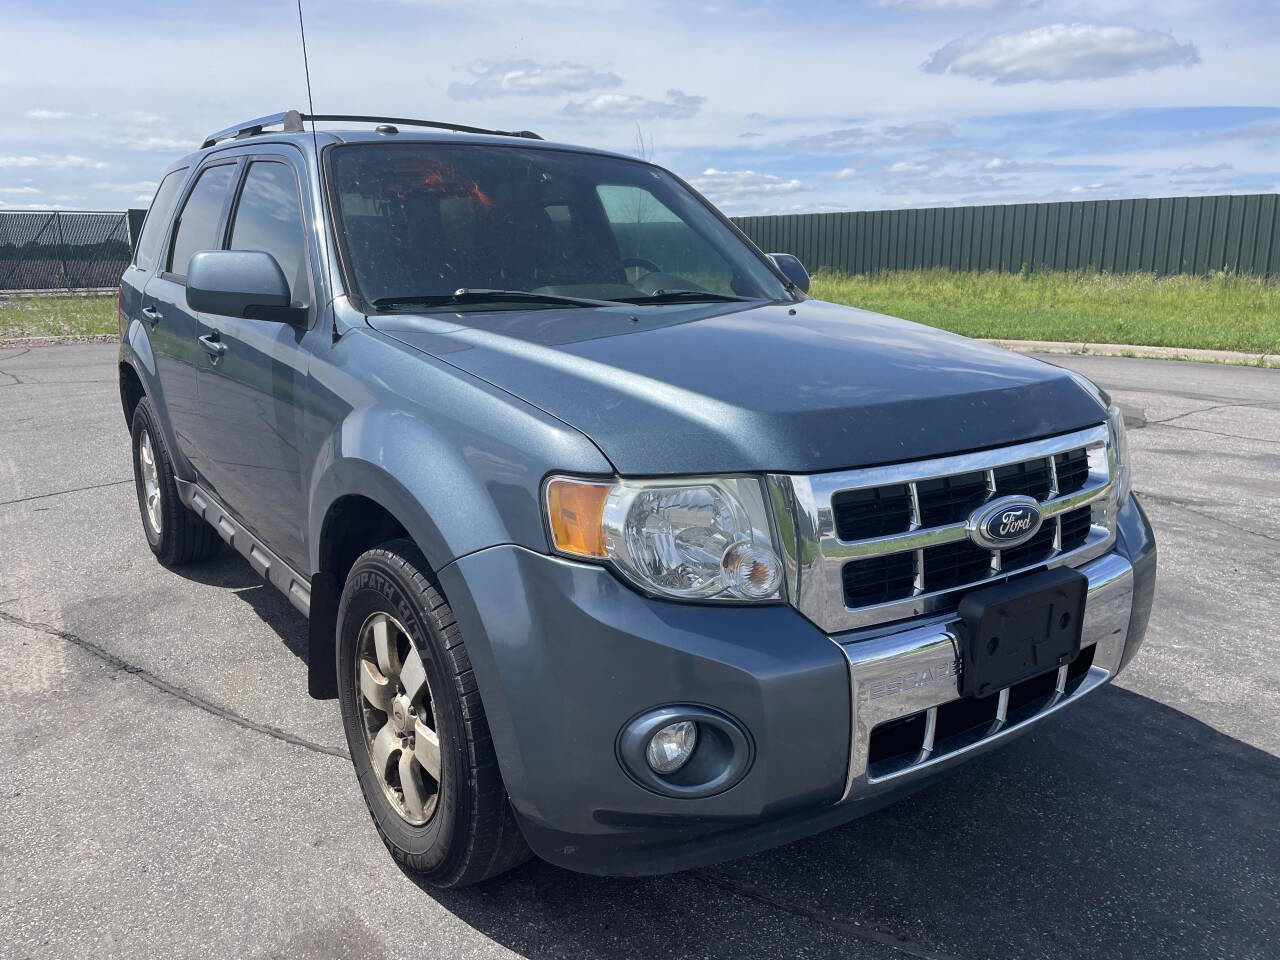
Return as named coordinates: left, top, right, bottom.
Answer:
left=138, top=428, right=162, bottom=536
left=355, top=611, right=442, bottom=825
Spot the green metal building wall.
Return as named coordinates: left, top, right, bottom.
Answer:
left=732, top=194, right=1280, bottom=277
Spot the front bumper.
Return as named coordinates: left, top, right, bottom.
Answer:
left=438, top=494, right=1156, bottom=876
left=835, top=551, right=1131, bottom=802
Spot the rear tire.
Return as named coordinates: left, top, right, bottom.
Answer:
left=336, top=539, right=531, bottom=888
left=130, top=397, right=220, bottom=567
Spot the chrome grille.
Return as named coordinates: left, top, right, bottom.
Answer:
left=767, top=424, right=1117, bottom=634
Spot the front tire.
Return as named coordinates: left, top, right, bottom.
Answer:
left=130, top=397, right=220, bottom=566
left=336, top=539, right=530, bottom=887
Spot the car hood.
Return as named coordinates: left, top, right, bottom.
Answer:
left=369, top=299, right=1106, bottom=475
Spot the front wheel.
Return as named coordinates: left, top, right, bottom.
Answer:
left=336, top=539, right=530, bottom=887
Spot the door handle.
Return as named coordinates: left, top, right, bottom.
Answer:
left=141, top=306, right=162, bottom=327
left=198, top=332, right=227, bottom=359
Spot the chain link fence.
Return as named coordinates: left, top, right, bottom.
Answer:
left=0, top=210, right=138, bottom=292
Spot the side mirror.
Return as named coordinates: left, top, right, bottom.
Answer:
left=186, top=250, right=303, bottom=323
left=769, top=253, right=810, bottom=294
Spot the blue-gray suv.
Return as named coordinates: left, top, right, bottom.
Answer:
left=118, top=110, right=1157, bottom=887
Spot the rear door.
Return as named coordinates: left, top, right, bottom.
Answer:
left=193, top=153, right=315, bottom=569
left=120, top=167, right=186, bottom=437
left=143, top=159, right=240, bottom=473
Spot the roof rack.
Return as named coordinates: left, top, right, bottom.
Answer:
left=200, top=111, right=306, bottom=149
left=200, top=110, right=542, bottom=149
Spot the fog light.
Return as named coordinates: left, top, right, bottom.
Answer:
left=645, top=720, right=698, bottom=774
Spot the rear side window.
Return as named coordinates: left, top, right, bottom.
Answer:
left=229, top=161, right=307, bottom=301
left=132, top=169, right=187, bottom=271
left=167, top=163, right=236, bottom=279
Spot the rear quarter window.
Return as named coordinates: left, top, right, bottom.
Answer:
left=132, top=169, right=187, bottom=271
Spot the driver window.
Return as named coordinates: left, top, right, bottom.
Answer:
left=595, top=184, right=735, bottom=294
left=229, top=161, right=308, bottom=306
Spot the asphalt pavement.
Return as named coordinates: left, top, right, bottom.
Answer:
left=1, top=344, right=1277, bottom=960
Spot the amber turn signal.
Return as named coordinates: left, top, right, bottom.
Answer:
left=545, top=478, right=612, bottom=559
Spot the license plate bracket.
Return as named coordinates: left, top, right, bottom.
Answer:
left=956, top=567, right=1087, bottom=699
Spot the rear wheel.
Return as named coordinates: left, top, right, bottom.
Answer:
left=336, top=539, right=531, bottom=887
left=130, top=397, right=220, bottom=566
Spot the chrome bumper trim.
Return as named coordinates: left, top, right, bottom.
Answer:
left=835, top=551, right=1133, bottom=803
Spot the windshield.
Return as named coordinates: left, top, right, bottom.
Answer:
left=326, top=142, right=790, bottom=309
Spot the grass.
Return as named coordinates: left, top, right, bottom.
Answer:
left=0, top=293, right=117, bottom=340
left=5, top=270, right=1280, bottom=354
left=810, top=269, right=1280, bottom=355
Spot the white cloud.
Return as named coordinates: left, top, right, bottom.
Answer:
left=1210, top=121, right=1280, bottom=141
left=984, top=157, right=1056, bottom=172
left=91, top=180, right=159, bottom=193
left=448, top=59, right=621, bottom=100
left=1168, top=161, right=1235, bottom=186
left=882, top=121, right=955, bottom=144
left=687, top=168, right=807, bottom=206
left=130, top=136, right=191, bottom=152
left=1069, top=182, right=1122, bottom=193
left=880, top=172, right=1004, bottom=196
left=1171, top=162, right=1232, bottom=175
left=880, top=0, right=1031, bottom=9
left=0, top=200, right=73, bottom=210
left=0, top=154, right=106, bottom=170
left=889, top=161, right=930, bottom=173
left=835, top=167, right=857, bottom=179
left=785, top=121, right=954, bottom=152
left=923, top=24, right=1200, bottom=84
left=563, top=89, right=703, bottom=120
left=26, top=109, right=68, bottom=120
left=0, top=186, right=41, bottom=194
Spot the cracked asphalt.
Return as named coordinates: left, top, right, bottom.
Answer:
left=2, top=344, right=1278, bottom=960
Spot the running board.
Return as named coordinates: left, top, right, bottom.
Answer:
left=175, top=478, right=311, bottom=618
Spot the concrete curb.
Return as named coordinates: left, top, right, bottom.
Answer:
left=0, top=334, right=119, bottom=348
left=984, top=339, right=1280, bottom=369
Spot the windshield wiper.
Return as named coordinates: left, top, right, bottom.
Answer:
left=371, top=288, right=624, bottom=310
left=616, top=289, right=752, bottom=304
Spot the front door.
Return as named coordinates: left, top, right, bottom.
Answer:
left=146, top=159, right=239, bottom=475
left=193, top=156, right=315, bottom=571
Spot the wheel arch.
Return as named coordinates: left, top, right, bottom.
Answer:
left=305, top=454, right=505, bottom=700
left=119, top=360, right=146, bottom=427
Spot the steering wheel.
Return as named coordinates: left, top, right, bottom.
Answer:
left=622, top=256, right=662, bottom=274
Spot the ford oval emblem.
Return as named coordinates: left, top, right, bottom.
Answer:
left=968, top=496, right=1043, bottom=550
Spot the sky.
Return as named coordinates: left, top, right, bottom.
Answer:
left=1, top=0, right=1278, bottom=215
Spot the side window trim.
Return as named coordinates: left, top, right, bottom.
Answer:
left=226, top=153, right=317, bottom=321
left=160, top=157, right=242, bottom=285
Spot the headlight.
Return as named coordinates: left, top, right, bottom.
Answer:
left=544, top=475, right=784, bottom=602
left=1107, top=403, right=1131, bottom=501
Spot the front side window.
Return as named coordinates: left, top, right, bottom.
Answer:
left=229, top=161, right=308, bottom=302
left=327, top=143, right=788, bottom=309
left=133, top=168, right=187, bottom=271
left=167, top=163, right=235, bottom=279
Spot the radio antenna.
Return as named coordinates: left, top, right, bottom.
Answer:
left=296, top=0, right=341, bottom=342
